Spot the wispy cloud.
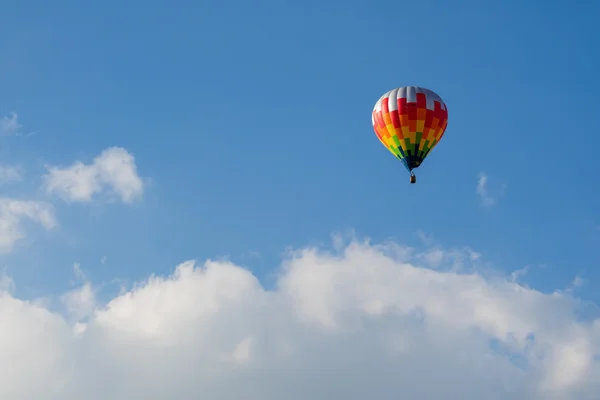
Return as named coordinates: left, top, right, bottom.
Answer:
left=61, top=281, right=96, bottom=322
left=0, top=112, right=22, bottom=136
left=72, top=263, right=87, bottom=281
left=565, top=275, right=585, bottom=294
left=0, top=165, right=23, bottom=183
left=510, top=265, right=530, bottom=283
left=416, top=229, right=435, bottom=246
left=0, top=198, right=57, bottom=253
left=476, top=172, right=505, bottom=207
left=0, top=112, right=35, bottom=137
left=62, top=263, right=96, bottom=322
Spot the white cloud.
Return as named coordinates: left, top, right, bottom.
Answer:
left=572, top=276, right=585, bottom=289
left=511, top=265, right=530, bottom=283
left=477, top=172, right=496, bottom=207
left=565, top=276, right=585, bottom=294
left=0, top=268, right=15, bottom=294
left=72, top=263, right=86, bottom=282
left=62, top=264, right=96, bottom=322
left=61, top=282, right=96, bottom=322
left=231, top=336, right=253, bottom=364
left=0, top=199, right=57, bottom=253
left=416, top=229, right=435, bottom=246
left=0, top=112, right=22, bottom=136
left=42, top=147, right=144, bottom=203
left=0, top=165, right=23, bottom=183
left=420, top=247, right=446, bottom=266
left=0, top=238, right=598, bottom=399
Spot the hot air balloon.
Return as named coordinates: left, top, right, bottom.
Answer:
left=372, top=86, right=448, bottom=184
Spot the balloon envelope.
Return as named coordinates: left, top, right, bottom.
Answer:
left=372, top=86, right=448, bottom=173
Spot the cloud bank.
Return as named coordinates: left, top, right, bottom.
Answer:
left=0, top=114, right=593, bottom=399
left=1, top=237, right=598, bottom=399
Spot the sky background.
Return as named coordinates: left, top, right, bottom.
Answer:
left=0, top=0, right=599, bottom=398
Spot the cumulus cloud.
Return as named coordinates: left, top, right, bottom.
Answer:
left=0, top=198, right=56, bottom=253
left=0, top=237, right=599, bottom=399
left=42, top=147, right=144, bottom=204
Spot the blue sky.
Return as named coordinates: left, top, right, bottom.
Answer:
left=1, top=0, right=600, bottom=397
left=3, top=0, right=597, bottom=298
